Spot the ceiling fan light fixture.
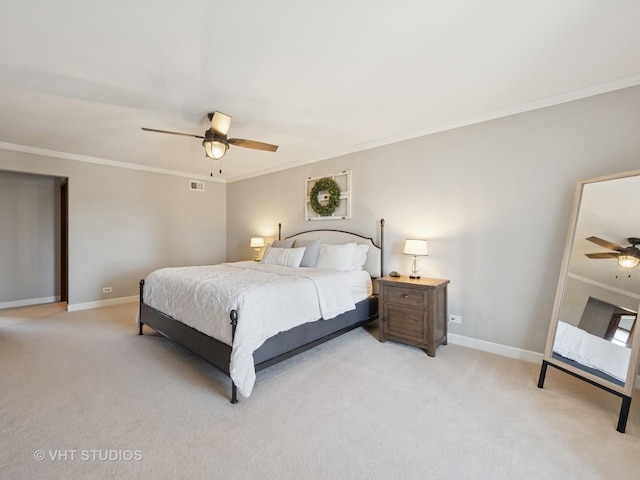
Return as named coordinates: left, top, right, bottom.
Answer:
left=202, top=130, right=228, bottom=160
left=143, top=111, right=278, bottom=165
left=618, top=254, right=640, bottom=269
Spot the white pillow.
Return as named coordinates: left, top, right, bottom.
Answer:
left=351, top=244, right=369, bottom=271
left=261, top=247, right=306, bottom=268
left=316, top=243, right=357, bottom=272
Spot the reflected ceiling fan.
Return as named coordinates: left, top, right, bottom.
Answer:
left=142, top=111, right=278, bottom=160
left=585, top=236, right=640, bottom=268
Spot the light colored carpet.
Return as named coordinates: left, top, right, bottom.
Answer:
left=1, top=302, right=639, bottom=479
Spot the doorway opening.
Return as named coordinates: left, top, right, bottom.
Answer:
left=0, top=170, right=68, bottom=309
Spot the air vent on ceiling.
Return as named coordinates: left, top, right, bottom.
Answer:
left=190, top=180, right=205, bottom=192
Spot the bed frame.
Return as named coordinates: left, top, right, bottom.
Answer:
left=138, top=219, right=385, bottom=403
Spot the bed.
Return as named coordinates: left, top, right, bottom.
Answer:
left=138, top=219, right=385, bottom=402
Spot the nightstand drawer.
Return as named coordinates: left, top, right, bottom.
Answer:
left=384, top=304, right=426, bottom=341
left=383, top=285, right=425, bottom=308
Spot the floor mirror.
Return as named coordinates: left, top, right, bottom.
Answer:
left=538, top=170, right=640, bottom=433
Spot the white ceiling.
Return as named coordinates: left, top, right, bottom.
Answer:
left=570, top=173, right=640, bottom=299
left=1, top=1, right=640, bottom=182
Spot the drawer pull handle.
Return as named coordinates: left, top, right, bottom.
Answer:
left=401, top=294, right=409, bottom=299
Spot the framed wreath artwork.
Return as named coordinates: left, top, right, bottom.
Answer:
left=305, top=171, right=352, bottom=220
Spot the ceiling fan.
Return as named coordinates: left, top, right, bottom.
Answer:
left=585, top=236, right=640, bottom=268
left=142, top=111, right=278, bottom=160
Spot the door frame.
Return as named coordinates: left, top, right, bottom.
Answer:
left=60, top=178, right=68, bottom=303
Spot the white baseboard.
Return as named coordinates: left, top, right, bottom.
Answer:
left=67, top=295, right=138, bottom=312
left=448, top=333, right=640, bottom=389
left=448, top=332, right=543, bottom=364
left=0, top=296, right=61, bottom=309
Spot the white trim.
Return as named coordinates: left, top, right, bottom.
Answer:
left=3, top=76, right=639, bottom=185
left=66, top=295, right=138, bottom=312
left=0, top=296, right=61, bottom=309
left=448, top=332, right=640, bottom=389
left=0, top=141, right=225, bottom=184
left=448, top=332, right=543, bottom=364
left=567, top=272, right=640, bottom=300
left=226, top=73, right=640, bottom=183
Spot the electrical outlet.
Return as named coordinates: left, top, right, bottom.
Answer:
left=102, top=287, right=112, bottom=293
left=448, top=314, right=462, bottom=325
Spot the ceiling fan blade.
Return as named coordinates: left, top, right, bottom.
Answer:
left=585, top=252, right=619, bottom=259
left=209, top=111, right=232, bottom=136
left=585, top=236, right=623, bottom=251
left=141, top=127, right=204, bottom=139
left=229, top=138, right=279, bottom=152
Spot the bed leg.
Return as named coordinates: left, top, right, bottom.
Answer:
left=138, top=279, right=145, bottom=335
left=537, top=360, right=548, bottom=389
left=231, top=383, right=238, bottom=404
left=230, top=309, right=239, bottom=404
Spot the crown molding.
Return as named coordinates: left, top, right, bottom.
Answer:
left=568, top=272, right=640, bottom=300
left=0, top=141, right=225, bottom=183
left=226, top=73, right=640, bottom=182
left=2, top=73, right=639, bottom=184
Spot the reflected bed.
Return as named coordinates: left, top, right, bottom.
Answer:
left=552, top=321, right=631, bottom=385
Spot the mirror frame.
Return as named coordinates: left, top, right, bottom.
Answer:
left=541, top=170, right=640, bottom=422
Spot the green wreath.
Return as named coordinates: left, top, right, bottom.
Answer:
left=310, top=177, right=341, bottom=216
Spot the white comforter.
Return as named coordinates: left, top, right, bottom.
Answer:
left=142, top=261, right=358, bottom=397
left=553, top=321, right=631, bottom=382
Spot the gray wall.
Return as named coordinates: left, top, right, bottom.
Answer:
left=0, top=149, right=227, bottom=307
left=0, top=170, right=61, bottom=304
left=227, top=85, right=640, bottom=354
left=559, top=275, right=639, bottom=328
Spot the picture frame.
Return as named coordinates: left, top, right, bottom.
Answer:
left=304, top=170, right=352, bottom=221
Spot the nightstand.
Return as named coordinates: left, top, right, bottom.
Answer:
left=377, top=276, right=450, bottom=357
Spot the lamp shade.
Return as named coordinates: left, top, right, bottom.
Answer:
left=202, top=129, right=229, bottom=160
left=250, top=237, right=265, bottom=248
left=203, top=139, right=228, bottom=159
left=403, top=239, right=428, bottom=256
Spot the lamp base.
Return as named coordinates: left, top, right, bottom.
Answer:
left=409, top=255, right=421, bottom=280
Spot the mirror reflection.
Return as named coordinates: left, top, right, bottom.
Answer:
left=552, top=174, right=640, bottom=387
